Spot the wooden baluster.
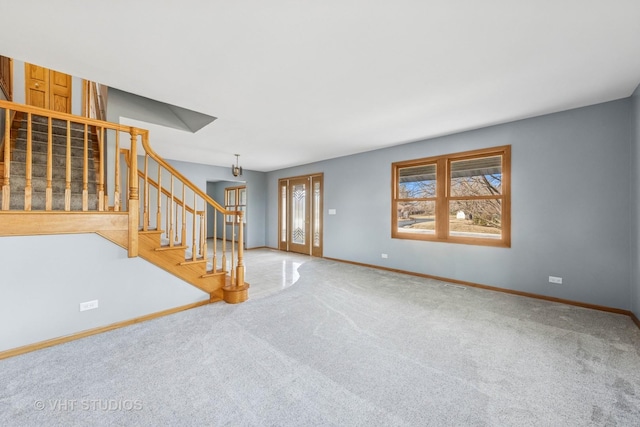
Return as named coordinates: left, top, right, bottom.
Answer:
left=221, top=211, right=227, bottom=273
left=114, top=131, right=121, bottom=211
left=232, top=217, right=237, bottom=282
left=212, top=210, right=217, bottom=272
left=2, top=108, right=10, bottom=210
left=165, top=174, right=170, bottom=240
left=156, top=161, right=161, bottom=230
left=98, top=127, right=105, bottom=211
left=191, top=192, right=196, bottom=261
left=82, top=124, right=88, bottom=211
left=169, top=175, right=174, bottom=247
left=64, top=120, right=71, bottom=211
left=182, top=184, right=187, bottom=246
left=128, top=129, right=139, bottom=257
left=24, top=113, right=33, bottom=211
left=236, top=211, right=245, bottom=288
left=200, top=210, right=206, bottom=260
left=175, top=190, right=179, bottom=243
left=125, top=147, right=130, bottom=210
left=143, top=155, right=149, bottom=231
left=45, top=117, right=53, bottom=210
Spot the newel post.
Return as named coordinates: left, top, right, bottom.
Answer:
left=127, top=129, right=140, bottom=257
left=222, top=210, right=249, bottom=304
left=2, top=108, right=10, bottom=210
left=236, top=211, right=245, bottom=287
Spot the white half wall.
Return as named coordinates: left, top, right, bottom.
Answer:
left=0, top=233, right=209, bottom=352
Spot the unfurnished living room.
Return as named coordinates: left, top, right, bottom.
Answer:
left=1, top=1, right=640, bottom=426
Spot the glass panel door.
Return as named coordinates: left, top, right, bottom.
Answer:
left=288, top=177, right=310, bottom=254
left=279, top=174, right=323, bottom=256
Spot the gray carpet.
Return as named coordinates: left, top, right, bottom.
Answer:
left=1, top=253, right=639, bottom=426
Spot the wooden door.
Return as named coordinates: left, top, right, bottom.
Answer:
left=287, top=177, right=311, bottom=255
left=25, top=63, right=72, bottom=113
left=279, top=174, right=323, bottom=256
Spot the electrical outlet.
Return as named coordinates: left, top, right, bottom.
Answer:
left=79, top=300, right=99, bottom=312
left=381, top=253, right=388, bottom=259
left=549, top=276, right=563, bottom=284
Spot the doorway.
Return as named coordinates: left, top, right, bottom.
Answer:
left=278, top=174, right=323, bottom=256
left=25, top=63, right=72, bottom=113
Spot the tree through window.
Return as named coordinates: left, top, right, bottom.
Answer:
left=392, top=146, right=510, bottom=247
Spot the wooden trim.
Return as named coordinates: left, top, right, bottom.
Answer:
left=278, top=179, right=287, bottom=251
left=311, top=174, right=323, bottom=257
left=323, top=256, right=637, bottom=320
left=0, top=300, right=212, bottom=360
left=631, top=312, right=640, bottom=329
left=392, top=145, right=511, bottom=247
left=121, top=149, right=199, bottom=215
left=0, top=56, right=12, bottom=100
left=0, top=211, right=128, bottom=236
left=224, top=185, right=246, bottom=225
left=138, top=130, right=230, bottom=214
left=81, top=79, right=88, bottom=117
left=0, top=99, right=132, bottom=133
left=278, top=173, right=324, bottom=255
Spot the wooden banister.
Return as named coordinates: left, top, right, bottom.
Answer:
left=0, top=100, right=131, bottom=133
left=128, top=129, right=139, bottom=257
left=24, top=113, right=32, bottom=211
left=2, top=107, right=11, bottom=210
left=139, top=131, right=228, bottom=213
left=0, top=99, right=247, bottom=302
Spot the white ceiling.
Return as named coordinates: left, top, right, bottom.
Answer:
left=2, top=1, right=640, bottom=171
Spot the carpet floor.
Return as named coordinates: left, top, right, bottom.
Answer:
left=1, top=250, right=639, bottom=426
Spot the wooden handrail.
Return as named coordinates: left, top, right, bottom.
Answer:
left=138, top=130, right=230, bottom=215
left=0, top=99, right=246, bottom=300
left=0, top=99, right=133, bottom=134
left=122, top=149, right=203, bottom=216
left=139, top=129, right=246, bottom=292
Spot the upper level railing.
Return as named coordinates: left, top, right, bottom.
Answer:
left=83, top=81, right=106, bottom=121
left=0, top=99, right=245, bottom=289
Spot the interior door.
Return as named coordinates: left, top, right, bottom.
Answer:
left=287, top=177, right=311, bottom=255
left=279, top=174, right=323, bottom=256
left=25, top=63, right=72, bottom=113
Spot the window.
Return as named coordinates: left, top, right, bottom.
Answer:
left=392, top=145, right=510, bottom=247
left=225, top=185, right=246, bottom=224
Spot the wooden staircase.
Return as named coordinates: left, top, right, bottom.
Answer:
left=137, top=230, right=227, bottom=301
left=6, top=113, right=99, bottom=210
left=0, top=100, right=248, bottom=304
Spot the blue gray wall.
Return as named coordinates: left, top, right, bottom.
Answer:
left=166, top=159, right=266, bottom=249
left=3, top=85, right=639, bottom=353
left=206, top=180, right=247, bottom=243
left=631, top=85, right=640, bottom=318
left=267, top=99, right=633, bottom=310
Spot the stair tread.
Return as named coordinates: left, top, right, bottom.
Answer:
left=139, top=229, right=164, bottom=235
left=180, top=258, right=208, bottom=265
left=155, top=245, right=189, bottom=251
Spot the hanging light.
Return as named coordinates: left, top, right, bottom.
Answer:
left=232, top=154, right=243, bottom=177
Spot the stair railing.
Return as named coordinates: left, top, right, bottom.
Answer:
left=122, top=130, right=246, bottom=291
left=0, top=100, right=139, bottom=213
left=84, top=81, right=106, bottom=121
left=0, top=100, right=246, bottom=294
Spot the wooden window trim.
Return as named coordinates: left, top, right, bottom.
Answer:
left=0, top=56, right=13, bottom=100
left=225, top=185, right=246, bottom=224
left=392, top=145, right=511, bottom=247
